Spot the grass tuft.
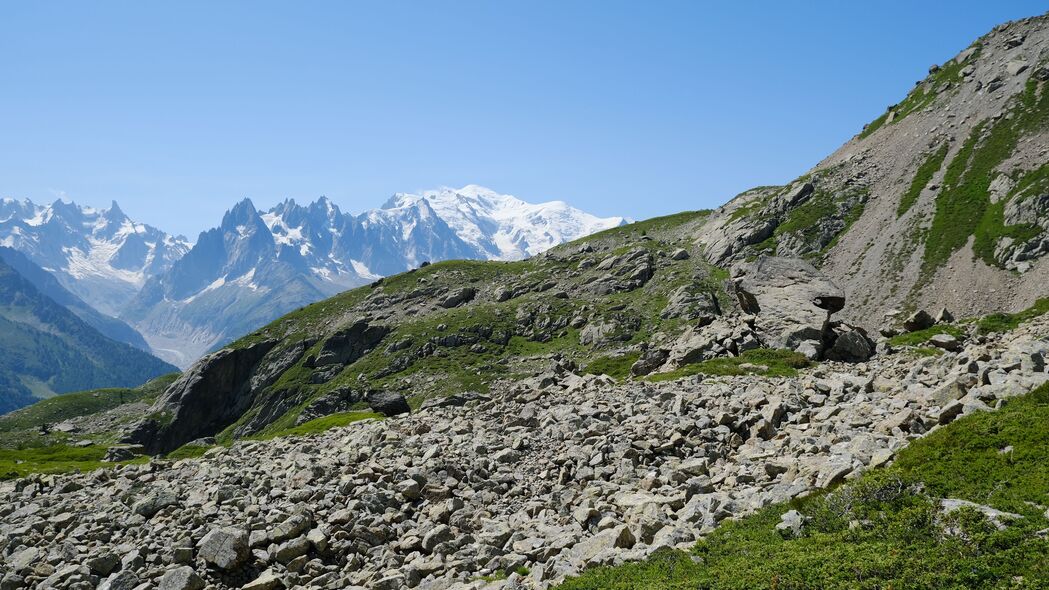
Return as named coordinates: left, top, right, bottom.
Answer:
left=976, top=297, right=1049, bottom=334
left=647, top=349, right=809, bottom=382
left=887, top=324, right=964, bottom=347
left=898, top=143, right=949, bottom=217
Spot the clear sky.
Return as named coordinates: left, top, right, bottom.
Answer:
left=0, top=1, right=1045, bottom=238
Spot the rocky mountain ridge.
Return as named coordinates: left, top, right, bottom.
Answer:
left=0, top=198, right=190, bottom=319
left=0, top=188, right=624, bottom=368
left=695, top=15, right=1049, bottom=327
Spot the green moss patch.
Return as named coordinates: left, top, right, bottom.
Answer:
left=647, top=349, right=810, bottom=382
left=0, top=445, right=148, bottom=480
left=582, top=353, right=640, bottom=381
left=898, top=143, right=949, bottom=217
left=976, top=297, right=1049, bottom=334
left=887, top=324, right=964, bottom=347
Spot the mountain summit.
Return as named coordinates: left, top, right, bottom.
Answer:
left=120, top=186, right=625, bottom=365
left=0, top=198, right=190, bottom=316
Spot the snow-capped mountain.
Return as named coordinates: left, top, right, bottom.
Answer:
left=386, top=185, right=628, bottom=261
left=0, top=198, right=190, bottom=316
left=2, top=187, right=624, bottom=367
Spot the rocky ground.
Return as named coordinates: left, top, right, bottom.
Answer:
left=2, top=315, right=1046, bottom=590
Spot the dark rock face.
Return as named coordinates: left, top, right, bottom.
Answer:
left=731, top=257, right=845, bottom=352
left=824, top=328, right=875, bottom=362
left=124, top=340, right=278, bottom=454
left=438, top=288, right=477, bottom=309
left=367, top=391, right=411, bottom=417
left=310, top=320, right=389, bottom=367
left=295, top=388, right=366, bottom=425
left=903, top=310, right=936, bottom=332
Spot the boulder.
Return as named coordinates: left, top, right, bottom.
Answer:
left=439, top=288, right=476, bottom=308
left=929, top=333, right=962, bottom=352
left=131, top=487, right=178, bottom=518
left=242, top=570, right=285, bottom=590
left=661, top=285, right=720, bottom=320
left=824, top=329, right=875, bottom=362
left=158, top=567, right=204, bottom=590
left=775, top=509, right=807, bottom=539
left=98, top=571, right=139, bottom=590
left=731, top=257, right=844, bottom=351
left=103, top=447, right=137, bottom=462
left=312, top=320, right=389, bottom=367
left=198, top=527, right=250, bottom=571
left=630, top=348, right=669, bottom=376
left=903, top=310, right=935, bottom=332
left=367, top=390, right=411, bottom=417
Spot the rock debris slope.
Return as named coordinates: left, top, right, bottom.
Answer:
left=1, top=316, right=1047, bottom=589
left=695, top=14, right=1049, bottom=327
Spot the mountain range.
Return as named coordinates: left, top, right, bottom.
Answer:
left=0, top=254, right=176, bottom=413
left=0, top=186, right=626, bottom=367
left=2, top=11, right=1049, bottom=590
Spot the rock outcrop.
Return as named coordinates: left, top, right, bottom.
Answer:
left=730, top=256, right=845, bottom=356
left=124, top=340, right=278, bottom=454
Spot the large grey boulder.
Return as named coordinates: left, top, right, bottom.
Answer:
left=131, top=487, right=178, bottom=518
left=367, top=391, right=411, bottom=417
left=903, top=310, right=936, bottom=332
left=824, top=328, right=875, bottom=362
left=439, top=287, right=477, bottom=308
left=198, top=527, right=250, bottom=571
left=158, top=567, right=204, bottom=590
left=731, top=257, right=844, bottom=351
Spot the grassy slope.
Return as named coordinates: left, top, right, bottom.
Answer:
left=0, top=373, right=178, bottom=436
left=214, top=211, right=725, bottom=438
left=924, top=77, right=1049, bottom=274
left=558, top=384, right=1049, bottom=590
left=0, top=375, right=179, bottom=479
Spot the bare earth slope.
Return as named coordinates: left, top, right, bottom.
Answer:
left=696, top=13, right=1049, bottom=328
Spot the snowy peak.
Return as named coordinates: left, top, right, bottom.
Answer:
left=0, top=198, right=190, bottom=315
left=395, top=185, right=628, bottom=260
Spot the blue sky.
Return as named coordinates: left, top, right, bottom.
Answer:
left=0, top=1, right=1045, bottom=238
